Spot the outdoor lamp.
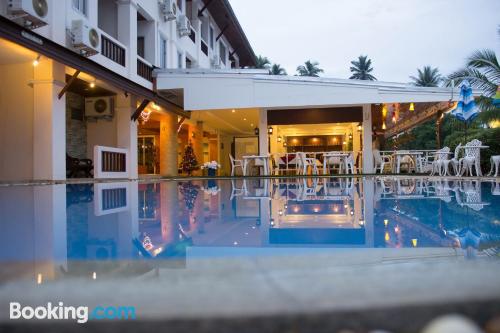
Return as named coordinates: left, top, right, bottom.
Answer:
left=32, top=55, right=41, bottom=67
left=357, top=124, right=362, bottom=131
left=283, top=142, right=287, bottom=147
left=254, top=127, right=259, bottom=135
left=409, top=102, right=415, bottom=111
left=277, top=136, right=282, bottom=142
left=268, top=126, right=273, bottom=135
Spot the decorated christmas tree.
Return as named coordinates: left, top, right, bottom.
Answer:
left=179, top=181, right=199, bottom=212
left=180, top=141, right=198, bottom=175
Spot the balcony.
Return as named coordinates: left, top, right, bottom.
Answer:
left=137, top=56, right=153, bottom=82
left=100, top=31, right=126, bottom=67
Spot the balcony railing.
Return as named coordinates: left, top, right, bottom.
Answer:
left=137, top=56, right=153, bottom=82
left=101, top=34, right=126, bottom=66
left=189, top=28, right=196, bottom=43
left=201, top=40, right=208, bottom=56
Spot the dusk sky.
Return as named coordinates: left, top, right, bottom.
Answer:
left=230, top=0, right=500, bottom=82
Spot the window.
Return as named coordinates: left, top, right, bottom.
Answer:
left=177, top=51, right=183, bottom=69
left=137, top=37, right=145, bottom=58
left=160, top=37, right=167, bottom=69
left=72, top=0, right=87, bottom=16
left=177, top=0, right=183, bottom=12
left=209, top=26, right=214, bottom=49
left=219, top=42, right=226, bottom=65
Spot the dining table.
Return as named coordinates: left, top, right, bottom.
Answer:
left=322, top=152, right=350, bottom=175
left=242, top=155, right=270, bottom=176
left=392, top=151, right=424, bottom=174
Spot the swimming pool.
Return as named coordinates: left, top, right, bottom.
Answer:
left=1, top=177, right=499, bottom=330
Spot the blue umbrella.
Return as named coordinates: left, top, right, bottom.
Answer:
left=451, top=80, right=480, bottom=140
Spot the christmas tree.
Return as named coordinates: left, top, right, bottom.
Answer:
left=180, top=141, right=199, bottom=175
left=179, top=182, right=199, bottom=212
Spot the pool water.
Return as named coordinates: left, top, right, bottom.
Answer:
left=1, top=177, right=499, bottom=269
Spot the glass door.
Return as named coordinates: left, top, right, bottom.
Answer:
left=138, top=136, right=157, bottom=174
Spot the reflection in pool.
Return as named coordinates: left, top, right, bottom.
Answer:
left=0, top=177, right=499, bottom=282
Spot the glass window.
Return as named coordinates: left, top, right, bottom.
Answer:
left=137, top=37, right=145, bottom=58
left=72, top=0, right=87, bottom=16
left=160, top=37, right=167, bottom=69
left=209, top=26, right=214, bottom=49
left=219, top=42, right=226, bottom=65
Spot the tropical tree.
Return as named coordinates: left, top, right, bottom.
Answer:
left=410, top=66, right=442, bottom=87
left=270, top=63, right=287, bottom=75
left=254, top=55, right=271, bottom=69
left=446, top=48, right=500, bottom=123
left=296, top=60, right=324, bottom=77
left=349, top=55, right=376, bottom=80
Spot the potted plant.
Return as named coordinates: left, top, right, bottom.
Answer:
left=201, top=161, right=221, bottom=177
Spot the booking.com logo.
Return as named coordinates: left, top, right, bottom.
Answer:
left=10, top=302, right=136, bottom=324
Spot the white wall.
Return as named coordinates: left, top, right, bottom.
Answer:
left=0, top=62, right=34, bottom=181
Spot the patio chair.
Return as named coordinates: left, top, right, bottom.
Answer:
left=66, top=154, right=93, bottom=178
left=345, top=152, right=356, bottom=174
left=442, top=143, right=462, bottom=176
left=326, top=156, right=344, bottom=174
left=487, top=155, right=500, bottom=177
left=459, top=139, right=482, bottom=176
left=229, top=154, right=244, bottom=176
left=296, top=152, right=319, bottom=175
left=373, top=150, right=392, bottom=174
left=430, top=147, right=450, bottom=176
left=272, top=154, right=285, bottom=175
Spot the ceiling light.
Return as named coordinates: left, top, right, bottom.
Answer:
left=89, top=80, right=96, bottom=88
left=243, top=118, right=247, bottom=121
left=32, top=55, right=41, bottom=67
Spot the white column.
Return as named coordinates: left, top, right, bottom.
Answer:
left=116, top=94, right=138, bottom=179
left=117, top=182, right=139, bottom=258
left=362, top=104, right=374, bottom=173
left=33, top=59, right=66, bottom=180
left=117, top=0, right=138, bottom=77
left=258, top=109, right=268, bottom=155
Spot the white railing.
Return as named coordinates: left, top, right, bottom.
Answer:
left=93, top=146, right=129, bottom=179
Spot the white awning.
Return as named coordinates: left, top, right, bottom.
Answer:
left=155, top=69, right=465, bottom=111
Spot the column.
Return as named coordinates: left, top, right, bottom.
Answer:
left=160, top=181, right=179, bottom=243
left=160, top=112, right=178, bottom=176
left=33, top=59, right=66, bottom=180
left=353, top=123, right=361, bottom=169
left=192, top=121, right=204, bottom=174
left=117, top=182, right=139, bottom=258
left=258, top=109, right=268, bottom=155
left=117, top=0, right=138, bottom=77
left=362, top=104, right=374, bottom=173
left=116, top=94, right=138, bottom=179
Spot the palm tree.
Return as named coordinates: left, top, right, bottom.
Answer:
left=296, top=60, right=324, bottom=77
left=410, top=66, right=442, bottom=87
left=349, top=55, right=376, bottom=80
left=270, top=64, right=287, bottom=75
left=446, top=48, right=500, bottom=123
left=255, top=55, right=271, bottom=69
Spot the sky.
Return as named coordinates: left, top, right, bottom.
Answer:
left=229, top=0, right=500, bottom=83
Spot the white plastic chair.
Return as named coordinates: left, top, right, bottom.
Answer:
left=229, top=154, right=243, bottom=176
left=373, top=150, right=392, bottom=174
left=442, top=143, right=461, bottom=176
left=345, top=152, right=356, bottom=174
left=487, top=155, right=500, bottom=177
left=459, top=139, right=482, bottom=176
left=430, top=147, right=450, bottom=176
left=296, top=152, right=318, bottom=175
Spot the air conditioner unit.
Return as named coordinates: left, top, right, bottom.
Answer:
left=7, top=0, right=49, bottom=29
left=85, top=97, right=114, bottom=118
left=211, top=53, right=221, bottom=69
left=71, top=20, right=100, bottom=56
left=177, top=14, right=191, bottom=37
left=160, top=0, right=177, bottom=21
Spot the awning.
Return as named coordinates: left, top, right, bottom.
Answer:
left=156, top=69, right=464, bottom=111
left=0, top=15, right=189, bottom=118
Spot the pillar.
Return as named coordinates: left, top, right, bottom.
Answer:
left=116, top=182, right=139, bottom=258
left=258, top=109, right=268, bottom=155
left=116, top=94, right=138, bottom=179
left=192, top=121, right=204, bottom=173
left=353, top=123, right=361, bottom=168
left=362, top=104, right=374, bottom=173
left=160, top=181, right=179, bottom=243
left=117, top=0, right=137, bottom=76
left=160, top=113, right=178, bottom=176
left=33, top=59, right=66, bottom=180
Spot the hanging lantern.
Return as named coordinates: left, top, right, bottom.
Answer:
left=254, top=127, right=259, bottom=135
left=267, top=126, right=273, bottom=135
left=382, top=104, right=388, bottom=117
left=382, top=122, right=386, bottom=130
left=409, top=102, right=415, bottom=112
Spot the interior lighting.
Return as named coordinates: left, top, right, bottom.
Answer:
left=89, top=79, right=96, bottom=88
left=232, top=109, right=236, bottom=113
left=385, top=232, right=390, bottom=242
left=412, top=239, right=418, bottom=247
left=277, top=136, right=282, bottom=142
left=32, top=55, right=41, bottom=66
left=268, top=126, right=273, bottom=135
left=384, top=219, right=389, bottom=227
left=382, top=122, right=387, bottom=130
left=409, top=103, right=415, bottom=112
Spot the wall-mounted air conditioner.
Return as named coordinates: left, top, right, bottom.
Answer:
left=71, top=20, right=100, bottom=56
left=160, top=0, right=177, bottom=21
left=177, top=14, right=191, bottom=37
left=7, top=0, right=49, bottom=29
left=85, top=97, right=114, bottom=119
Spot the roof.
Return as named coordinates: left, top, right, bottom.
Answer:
left=155, top=69, right=467, bottom=111
left=203, top=0, right=256, bottom=67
